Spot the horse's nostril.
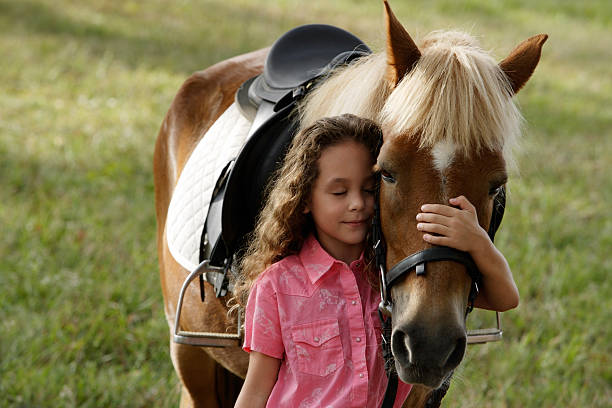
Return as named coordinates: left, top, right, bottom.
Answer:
left=443, top=335, right=466, bottom=370
left=391, top=327, right=412, bottom=365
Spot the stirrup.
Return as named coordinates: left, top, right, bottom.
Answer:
left=173, top=260, right=242, bottom=347
left=467, top=312, right=503, bottom=344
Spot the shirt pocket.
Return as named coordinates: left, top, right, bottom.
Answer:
left=291, top=319, right=344, bottom=377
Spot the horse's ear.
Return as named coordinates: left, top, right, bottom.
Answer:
left=383, top=0, right=421, bottom=87
left=499, top=34, right=548, bottom=94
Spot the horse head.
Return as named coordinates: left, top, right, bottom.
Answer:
left=377, top=0, right=547, bottom=388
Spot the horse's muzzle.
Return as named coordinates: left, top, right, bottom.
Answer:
left=391, top=323, right=466, bottom=388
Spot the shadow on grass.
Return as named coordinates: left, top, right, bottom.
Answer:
left=0, top=0, right=290, bottom=74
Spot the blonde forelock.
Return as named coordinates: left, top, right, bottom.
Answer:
left=381, top=31, right=522, bottom=166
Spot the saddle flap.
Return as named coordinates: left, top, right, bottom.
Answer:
left=220, top=102, right=298, bottom=257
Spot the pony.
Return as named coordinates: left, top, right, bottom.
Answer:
left=153, top=1, right=546, bottom=406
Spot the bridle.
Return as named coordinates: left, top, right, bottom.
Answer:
left=373, top=186, right=506, bottom=317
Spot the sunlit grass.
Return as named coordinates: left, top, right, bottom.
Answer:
left=1, top=0, right=610, bottom=406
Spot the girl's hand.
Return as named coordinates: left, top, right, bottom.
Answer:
left=416, top=195, right=519, bottom=311
left=416, top=195, right=488, bottom=254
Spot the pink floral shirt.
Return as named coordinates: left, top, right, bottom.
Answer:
left=243, top=235, right=412, bottom=407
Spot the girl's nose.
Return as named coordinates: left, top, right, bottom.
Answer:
left=349, top=192, right=365, bottom=211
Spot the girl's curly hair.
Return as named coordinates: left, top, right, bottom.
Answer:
left=232, top=113, right=382, bottom=308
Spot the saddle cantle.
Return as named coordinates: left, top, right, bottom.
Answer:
left=200, top=24, right=371, bottom=296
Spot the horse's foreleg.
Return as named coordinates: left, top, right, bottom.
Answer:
left=171, top=340, right=243, bottom=408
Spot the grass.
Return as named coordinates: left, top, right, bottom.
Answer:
left=1, top=0, right=610, bottom=406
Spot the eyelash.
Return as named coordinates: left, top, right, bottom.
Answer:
left=489, top=186, right=503, bottom=197
left=380, top=170, right=396, bottom=184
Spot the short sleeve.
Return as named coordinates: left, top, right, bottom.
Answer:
left=242, top=272, right=284, bottom=359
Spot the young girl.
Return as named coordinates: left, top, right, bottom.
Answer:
left=233, top=114, right=518, bottom=408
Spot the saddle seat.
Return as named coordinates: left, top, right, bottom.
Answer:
left=236, top=24, right=371, bottom=120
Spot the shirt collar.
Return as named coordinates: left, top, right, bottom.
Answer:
left=299, top=235, right=365, bottom=284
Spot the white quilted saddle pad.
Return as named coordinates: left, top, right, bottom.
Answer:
left=166, top=103, right=252, bottom=272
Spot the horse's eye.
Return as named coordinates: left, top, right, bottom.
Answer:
left=381, top=170, right=396, bottom=184
left=489, top=186, right=501, bottom=197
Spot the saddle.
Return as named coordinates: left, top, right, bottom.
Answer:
left=199, top=24, right=371, bottom=296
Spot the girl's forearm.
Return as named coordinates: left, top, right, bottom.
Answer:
left=235, top=351, right=280, bottom=408
left=471, top=239, right=519, bottom=312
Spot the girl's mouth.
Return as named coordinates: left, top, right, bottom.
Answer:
left=344, top=219, right=366, bottom=225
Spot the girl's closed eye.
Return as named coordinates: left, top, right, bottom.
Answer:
left=363, top=186, right=376, bottom=195
left=331, top=190, right=347, bottom=196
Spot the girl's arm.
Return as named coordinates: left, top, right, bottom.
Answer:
left=416, top=195, right=519, bottom=312
left=235, top=351, right=281, bottom=408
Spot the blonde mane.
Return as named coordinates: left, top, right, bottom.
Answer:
left=299, top=30, right=523, bottom=166
left=298, top=54, right=391, bottom=129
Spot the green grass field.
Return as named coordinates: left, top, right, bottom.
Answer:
left=1, top=0, right=610, bottom=406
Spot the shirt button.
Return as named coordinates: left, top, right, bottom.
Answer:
left=351, top=300, right=357, bottom=305
left=359, top=373, right=364, bottom=378
left=356, top=337, right=361, bottom=342
left=313, top=337, right=320, bottom=343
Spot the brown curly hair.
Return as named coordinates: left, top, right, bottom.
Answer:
left=232, top=114, right=382, bottom=308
